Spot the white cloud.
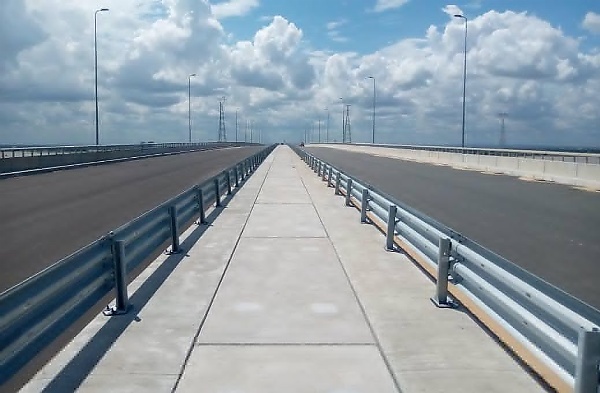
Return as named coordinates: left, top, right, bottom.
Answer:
left=373, top=0, right=410, bottom=12
left=211, top=0, right=259, bottom=19
left=326, top=19, right=348, bottom=43
left=0, top=2, right=598, bottom=148
left=582, top=12, right=600, bottom=34
left=442, top=4, right=464, bottom=18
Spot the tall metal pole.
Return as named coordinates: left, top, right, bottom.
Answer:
left=235, top=109, right=238, bottom=142
left=455, top=14, right=468, bottom=148
left=318, top=117, right=321, bottom=143
left=94, top=8, right=109, bottom=146
left=339, top=97, right=344, bottom=143
left=325, top=108, right=329, bottom=143
left=368, top=76, right=376, bottom=143
left=188, top=73, right=196, bottom=143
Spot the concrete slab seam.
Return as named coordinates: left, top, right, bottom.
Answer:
left=294, top=154, right=404, bottom=393
left=168, top=151, right=276, bottom=393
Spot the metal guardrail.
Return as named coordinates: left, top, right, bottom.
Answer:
left=317, top=143, right=600, bottom=165
left=295, top=147, right=600, bottom=393
left=0, top=142, right=257, bottom=159
left=0, top=144, right=275, bottom=386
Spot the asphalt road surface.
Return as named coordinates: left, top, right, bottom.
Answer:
left=0, top=146, right=263, bottom=293
left=306, top=146, right=600, bottom=310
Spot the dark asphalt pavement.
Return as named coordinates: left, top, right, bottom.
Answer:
left=0, top=146, right=263, bottom=293
left=306, top=146, right=600, bottom=310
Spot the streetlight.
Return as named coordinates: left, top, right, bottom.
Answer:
left=454, top=14, right=468, bottom=148
left=188, top=73, right=196, bottom=143
left=235, top=109, right=239, bottom=142
left=94, top=8, right=109, bottom=145
left=339, top=97, right=344, bottom=143
left=325, top=107, right=330, bottom=143
left=366, top=76, right=375, bottom=144
left=318, top=116, right=321, bottom=143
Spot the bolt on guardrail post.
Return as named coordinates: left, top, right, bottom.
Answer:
left=345, top=178, right=353, bottom=206
left=431, top=238, right=453, bottom=308
left=167, top=205, right=181, bottom=254
left=360, top=188, right=369, bottom=223
left=335, top=172, right=341, bottom=195
left=226, top=171, right=232, bottom=195
left=574, top=328, right=600, bottom=393
left=327, top=167, right=333, bottom=187
left=386, top=205, right=398, bottom=251
left=197, top=187, right=207, bottom=225
left=103, top=238, right=129, bottom=316
left=214, top=178, right=221, bottom=207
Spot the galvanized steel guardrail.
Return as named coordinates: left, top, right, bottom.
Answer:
left=0, top=142, right=256, bottom=159
left=295, top=147, right=600, bottom=393
left=0, top=144, right=275, bottom=386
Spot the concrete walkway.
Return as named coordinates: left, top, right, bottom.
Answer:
left=19, top=145, right=545, bottom=393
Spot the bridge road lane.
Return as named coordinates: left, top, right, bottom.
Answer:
left=306, top=146, right=600, bottom=310
left=0, top=146, right=263, bottom=293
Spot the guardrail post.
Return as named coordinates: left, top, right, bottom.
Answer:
left=386, top=205, right=398, bottom=251
left=345, top=178, right=353, bottom=206
left=335, top=172, right=341, bottom=195
left=360, top=188, right=369, bottom=223
left=197, top=187, right=207, bottom=225
left=327, top=167, right=333, bottom=186
left=235, top=165, right=240, bottom=188
left=103, top=238, right=130, bottom=316
left=574, top=328, right=600, bottom=393
left=431, top=238, right=453, bottom=308
left=167, top=205, right=181, bottom=254
left=322, top=164, right=327, bottom=181
left=214, top=178, right=221, bottom=207
left=226, top=171, right=232, bottom=195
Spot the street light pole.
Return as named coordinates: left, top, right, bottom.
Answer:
left=339, top=97, right=344, bottom=143
left=325, top=107, right=329, bottom=143
left=235, top=109, right=238, bottom=142
left=318, top=117, right=321, bottom=143
left=94, top=8, right=109, bottom=146
left=454, top=14, right=468, bottom=149
left=367, top=76, right=375, bottom=143
left=188, top=73, right=196, bottom=143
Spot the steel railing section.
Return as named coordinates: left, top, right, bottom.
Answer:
left=294, top=146, right=600, bottom=393
left=0, top=142, right=261, bottom=159
left=0, top=144, right=276, bottom=386
left=317, top=142, right=600, bottom=165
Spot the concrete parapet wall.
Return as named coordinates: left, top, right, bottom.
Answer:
left=313, top=144, right=600, bottom=190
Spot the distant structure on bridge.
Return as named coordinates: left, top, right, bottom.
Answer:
left=498, top=112, right=508, bottom=147
left=343, top=104, right=352, bottom=143
left=218, top=97, right=227, bottom=142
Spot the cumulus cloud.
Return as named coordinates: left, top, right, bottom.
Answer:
left=212, top=0, right=259, bottom=19
left=0, top=1, right=598, bottom=148
left=582, top=12, right=600, bottom=34
left=373, top=0, right=410, bottom=13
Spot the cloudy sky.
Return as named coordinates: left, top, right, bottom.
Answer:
left=1, top=0, right=599, bottom=148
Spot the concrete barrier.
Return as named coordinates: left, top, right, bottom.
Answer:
left=313, top=144, right=600, bottom=190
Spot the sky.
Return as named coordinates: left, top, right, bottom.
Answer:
left=1, top=0, right=599, bottom=148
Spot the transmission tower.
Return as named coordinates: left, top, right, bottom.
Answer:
left=498, top=112, right=508, bottom=147
left=344, top=104, right=352, bottom=143
left=218, top=97, right=227, bottom=142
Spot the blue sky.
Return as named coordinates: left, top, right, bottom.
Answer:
left=220, top=0, right=600, bottom=53
left=1, top=0, right=599, bottom=148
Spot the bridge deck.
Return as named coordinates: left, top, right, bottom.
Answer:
left=19, top=146, right=544, bottom=392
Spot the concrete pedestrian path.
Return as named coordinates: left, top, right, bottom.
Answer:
left=19, top=145, right=545, bottom=393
